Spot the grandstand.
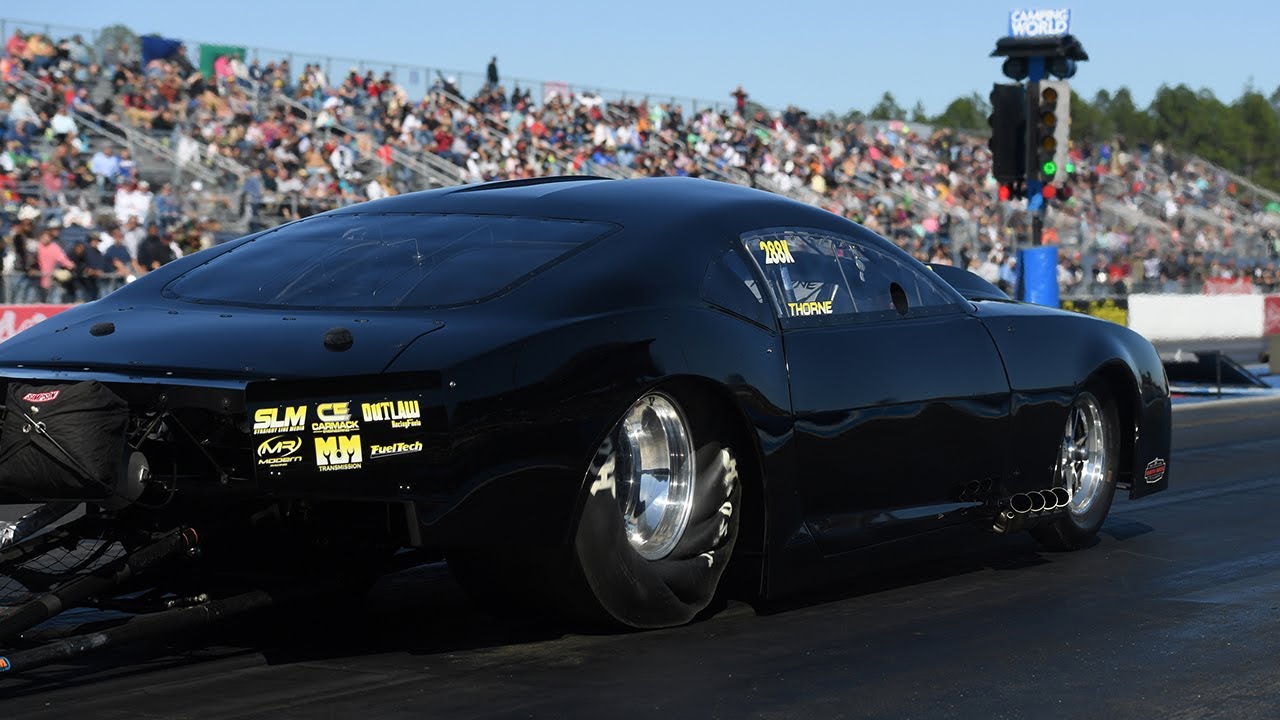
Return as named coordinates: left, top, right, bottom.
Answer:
left=3, top=16, right=1280, bottom=305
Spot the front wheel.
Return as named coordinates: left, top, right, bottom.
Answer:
left=1032, top=388, right=1119, bottom=551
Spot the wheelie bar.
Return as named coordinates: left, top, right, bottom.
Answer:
left=0, top=588, right=274, bottom=676
left=0, top=526, right=199, bottom=645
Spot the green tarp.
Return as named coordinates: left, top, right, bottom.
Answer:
left=199, top=43, right=246, bottom=79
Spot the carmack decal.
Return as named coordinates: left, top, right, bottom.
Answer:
left=253, top=406, right=306, bottom=435
left=361, top=400, right=422, bottom=429
left=759, top=239, right=795, bottom=265
left=315, top=434, right=362, bottom=471
left=312, top=401, right=359, bottom=434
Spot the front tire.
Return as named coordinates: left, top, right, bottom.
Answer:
left=1032, top=388, right=1119, bottom=551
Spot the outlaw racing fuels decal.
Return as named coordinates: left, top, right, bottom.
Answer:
left=361, top=400, right=422, bottom=429
left=1144, top=457, right=1167, bottom=484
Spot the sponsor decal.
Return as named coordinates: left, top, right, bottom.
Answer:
left=759, top=239, right=795, bottom=265
left=315, top=434, right=362, bottom=471
left=361, top=400, right=422, bottom=429
left=0, top=656, right=9, bottom=672
left=788, top=300, right=834, bottom=317
left=256, top=435, right=304, bottom=468
left=312, top=401, right=360, bottom=434
left=369, top=440, right=424, bottom=459
left=1144, top=457, right=1167, bottom=484
left=253, top=406, right=307, bottom=435
left=1008, top=8, right=1070, bottom=38
left=22, top=391, right=59, bottom=403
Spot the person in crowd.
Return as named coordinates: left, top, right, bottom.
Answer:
left=90, top=145, right=121, bottom=189
left=35, top=226, right=75, bottom=302
left=69, top=236, right=108, bottom=301
left=101, top=226, right=140, bottom=281
left=136, top=226, right=176, bottom=272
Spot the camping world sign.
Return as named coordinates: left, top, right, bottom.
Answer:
left=1008, top=9, right=1072, bottom=38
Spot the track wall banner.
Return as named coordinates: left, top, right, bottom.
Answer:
left=0, top=305, right=72, bottom=343
left=1060, top=298, right=1128, bottom=326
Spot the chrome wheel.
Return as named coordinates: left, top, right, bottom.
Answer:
left=614, top=393, right=695, bottom=561
left=1059, top=393, right=1109, bottom=517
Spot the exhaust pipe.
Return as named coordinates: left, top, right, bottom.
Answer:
left=1008, top=493, right=1033, bottom=514
left=1050, top=487, right=1070, bottom=509
left=1027, top=490, right=1047, bottom=513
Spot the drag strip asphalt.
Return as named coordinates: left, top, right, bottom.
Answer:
left=3, top=397, right=1280, bottom=718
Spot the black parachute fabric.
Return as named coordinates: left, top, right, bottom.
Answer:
left=0, top=381, right=128, bottom=501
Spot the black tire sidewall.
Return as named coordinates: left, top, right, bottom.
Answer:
left=572, top=393, right=742, bottom=629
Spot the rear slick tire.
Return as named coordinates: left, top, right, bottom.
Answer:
left=568, top=391, right=741, bottom=628
left=448, top=390, right=742, bottom=630
left=1032, top=388, right=1119, bottom=551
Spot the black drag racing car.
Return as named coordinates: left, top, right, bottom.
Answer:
left=0, top=176, right=1169, bottom=633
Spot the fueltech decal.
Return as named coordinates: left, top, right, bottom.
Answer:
left=369, top=441, right=424, bottom=459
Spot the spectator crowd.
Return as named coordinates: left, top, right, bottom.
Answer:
left=3, top=24, right=1280, bottom=305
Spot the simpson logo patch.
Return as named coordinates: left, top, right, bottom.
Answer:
left=1144, top=457, right=1167, bottom=484
left=22, top=391, right=59, bottom=403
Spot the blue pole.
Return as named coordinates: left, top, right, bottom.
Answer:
left=1018, top=54, right=1057, bottom=306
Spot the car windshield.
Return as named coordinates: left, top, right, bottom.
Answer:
left=165, top=213, right=615, bottom=310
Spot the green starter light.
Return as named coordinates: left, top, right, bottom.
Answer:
left=1042, top=161, right=1057, bottom=176
left=1065, top=162, right=1075, bottom=173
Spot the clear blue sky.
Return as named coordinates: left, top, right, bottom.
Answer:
left=6, top=1, right=1277, bottom=116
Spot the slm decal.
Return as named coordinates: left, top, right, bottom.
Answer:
left=257, top=435, right=304, bottom=467
left=1144, top=457, right=1167, bottom=484
left=22, top=391, right=59, bottom=403
left=253, top=406, right=306, bottom=435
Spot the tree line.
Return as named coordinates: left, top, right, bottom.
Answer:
left=848, top=86, right=1280, bottom=193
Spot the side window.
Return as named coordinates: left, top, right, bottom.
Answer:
left=743, top=228, right=963, bottom=326
left=701, top=248, right=775, bottom=329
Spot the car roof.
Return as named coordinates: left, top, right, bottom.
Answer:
left=326, top=176, right=831, bottom=238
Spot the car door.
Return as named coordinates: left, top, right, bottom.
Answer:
left=743, top=228, right=1011, bottom=554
